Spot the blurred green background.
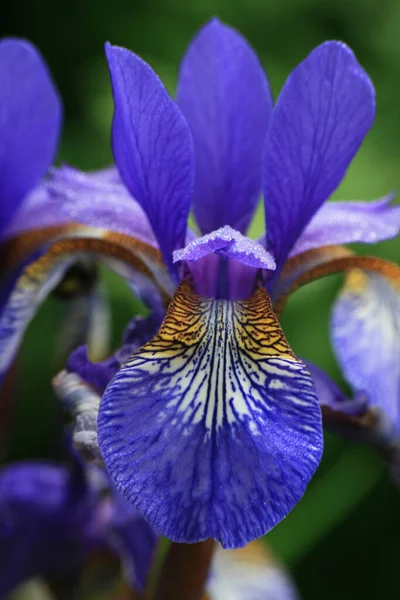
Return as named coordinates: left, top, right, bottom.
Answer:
left=2, top=0, right=400, bottom=598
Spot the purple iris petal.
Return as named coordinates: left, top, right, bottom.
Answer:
left=0, top=38, right=61, bottom=234
left=177, top=19, right=272, bottom=235
left=98, top=282, right=322, bottom=548
left=173, top=226, right=275, bottom=299
left=263, top=41, right=375, bottom=270
left=0, top=462, right=94, bottom=598
left=106, top=43, right=194, bottom=277
left=331, top=269, right=400, bottom=432
left=2, top=184, right=70, bottom=241
left=291, top=195, right=400, bottom=256
left=47, top=166, right=157, bottom=246
left=173, top=226, right=276, bottom=269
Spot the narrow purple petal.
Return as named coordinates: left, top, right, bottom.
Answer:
left=173, top=226, right=276, bottom=269
left=331, top=269, right=400, bottom=433
left=263, top=41, right=375, bottom=269
left=177, top=19, right=272, bottom=235
left=291, top=195, right=400, bottom=256
left=98, top=282, right=322, bottom=548
left=0, top=38, right=62, bottom=233
left=106, top=43, right=194, bottom=277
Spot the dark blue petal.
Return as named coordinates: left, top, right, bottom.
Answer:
left=98, top=282, right=322, bottom=548
left=106, top=43, right=194, bottom=278
left=263, top=41, right=375, bottom=270
left=0, top=462, right=92, bottom=597
left=177, top=19, right=272, bottom=235
left=0, top=39, right=62, bottom=234
left=108, top=490, right=157, bottom=590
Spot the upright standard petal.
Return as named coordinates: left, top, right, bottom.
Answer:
left=98, top=281, right=322, bottom=548
left=331, top=268, right=400, bottom=432
left=106, top=43, right=194, bottom=277
left=0, top=39, right=61, bottom=232
left=291, top=195, right=400, bottom=257
left=177, top=19, right=272, bottom=235
left=263, top=41, right=375, bottom=269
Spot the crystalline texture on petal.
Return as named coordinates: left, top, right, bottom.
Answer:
left=98, top=281, right=323, bottom=548
left=173, top=225, right=276, bottom=269
left=291, top=194, right=400, bottom=257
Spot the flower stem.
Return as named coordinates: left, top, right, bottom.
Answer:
left=152, top=540, right=215, bottom=600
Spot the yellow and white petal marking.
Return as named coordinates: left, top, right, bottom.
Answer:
left=98, top=281, right=322, bottom=549
left=207, top=541, right=300, bottom=600
left=332, top=267, right=400, bottom=431
left=0, top=228, right=170, bottom=383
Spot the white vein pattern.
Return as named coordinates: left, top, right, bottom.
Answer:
left=99, top=281, right=322, bottom=548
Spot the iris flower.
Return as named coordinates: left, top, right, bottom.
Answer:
left=2, top=20, right=400, bottom=550
left=0, top=456, right=156, bottom=597
left=0, top=450, right=299, bottom=600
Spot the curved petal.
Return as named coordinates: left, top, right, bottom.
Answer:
left=271, top=245, right=353, bottom=308
left=0, top=228, right=171, bottom=386
left=208, top=541, right=300, bottom=600
left=1, top=184, right=71, bottom=242
left=106, top=43, right=194, bottom=277
left=263, top=41, right=375, bottom=270
left=291, top=195, right=400, bottom=257
left=0, top=38, right=61, bottom=233
left=98, top=281, right=323, bottom=549
left=47, top=166, right=158, bottom=246
left=177, top=19, right=272, bottom=235
left=174, top=226, right=276, bottom=269
left=331, top=268, right=400, bottom=432
left=174, top=226, right=275, bottom=300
